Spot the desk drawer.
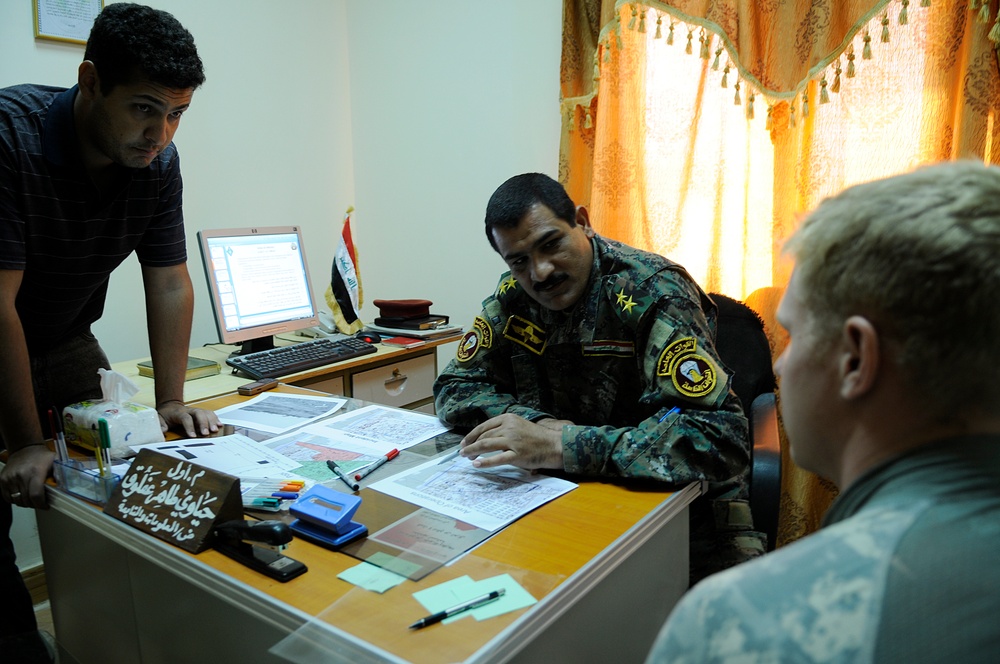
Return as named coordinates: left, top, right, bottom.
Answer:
left=351, top=353, right=435, bottom=408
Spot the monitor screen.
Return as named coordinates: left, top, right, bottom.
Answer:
left=197, top=226, right=321, bottom=354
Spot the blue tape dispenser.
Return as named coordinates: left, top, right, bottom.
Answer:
left=289, top=484, right=367, bottom=548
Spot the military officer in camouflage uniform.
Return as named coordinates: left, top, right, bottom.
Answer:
left=433, top=173, right=763, bottom=583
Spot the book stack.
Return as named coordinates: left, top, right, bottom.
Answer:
left=369, top=299, right=462, bottom=339
left=137, top=356, right=222, bottom=381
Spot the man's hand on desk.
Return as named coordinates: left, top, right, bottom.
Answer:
left=460, top=414, right=569, bottom=470
left=156, top=400, right=221, bottom=438
left=1, top=444, right=54, bottom=509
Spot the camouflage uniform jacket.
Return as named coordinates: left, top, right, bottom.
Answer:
left=434, top=235, right=761, bottom=580
left=647, top=435, right=1000, bottom=663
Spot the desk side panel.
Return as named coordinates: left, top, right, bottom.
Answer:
left=36, top=508, right=143, bottom=664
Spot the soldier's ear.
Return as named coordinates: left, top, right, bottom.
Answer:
left=575, top=207, right=595, bottom=237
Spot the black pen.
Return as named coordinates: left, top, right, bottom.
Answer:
left=326, top=460, right=359, bottom=491
left=409, top=588, right=505, bottom=630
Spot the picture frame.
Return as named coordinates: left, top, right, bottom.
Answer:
left=33, top=0, right=104, bottom=46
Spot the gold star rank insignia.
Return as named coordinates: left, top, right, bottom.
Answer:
left=616, top=288, right=638, bottom=314
left=497, top=277, right=518, bottom=296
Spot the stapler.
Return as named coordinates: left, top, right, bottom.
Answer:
left=289, top=484, right=368, bottom=549
left=212, top=519, right=307, bottom=582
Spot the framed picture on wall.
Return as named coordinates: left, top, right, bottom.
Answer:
left=33, top=0, right=104, bottom=45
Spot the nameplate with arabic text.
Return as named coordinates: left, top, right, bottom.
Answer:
left=104, top=448, right=243, bottom=553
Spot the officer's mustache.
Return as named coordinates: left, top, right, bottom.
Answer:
left=533, top=274, right=567, bottom=292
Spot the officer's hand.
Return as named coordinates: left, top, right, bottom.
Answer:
left=157, top=400, right=221, bottom=438
left=1, top=444, right=54, bottom=510
left=460, top=414, right=566, bottom=470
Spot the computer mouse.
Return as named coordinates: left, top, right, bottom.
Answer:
left=355, top=330, right=382, bottom=344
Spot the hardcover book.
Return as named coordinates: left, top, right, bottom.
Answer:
left=137, top=356, right=221, bottom=381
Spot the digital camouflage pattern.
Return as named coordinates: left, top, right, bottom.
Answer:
left=434, top=235, right=764, bottom=581
left=647, top=435, right=1000, bottom=663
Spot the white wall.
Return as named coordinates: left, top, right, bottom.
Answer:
left=345, top=2, right=562, bottom=329
left=2, top=2, right=562, bottom=569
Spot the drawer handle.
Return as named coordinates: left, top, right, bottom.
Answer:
left=384, top=369, right=408, bottom=396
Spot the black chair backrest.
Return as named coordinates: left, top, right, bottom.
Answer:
left=710, top=293, right=776, bottom=415
left=710, top=293, right=781, bottom=551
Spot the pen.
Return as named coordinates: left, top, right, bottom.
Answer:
left=409, top=588, right=506, bottom=630
left=97, top=418, right=112, bottom=478
left=658, top=406, right=681, bottom=423
left=47, top=407, right=68, bottom=462
left=354, top=449, right=399, bottom=481
left=326, top=460, right=360, bottom=491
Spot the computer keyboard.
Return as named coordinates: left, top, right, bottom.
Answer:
left=226, top=337, right=378, bottom=379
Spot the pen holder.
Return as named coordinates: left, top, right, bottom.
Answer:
left=54, top=458, right=121, bottom=505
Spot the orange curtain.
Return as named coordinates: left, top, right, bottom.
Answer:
left=561, top=0, right=1000, bottom=546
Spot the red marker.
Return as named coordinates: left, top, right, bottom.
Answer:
left=354, top=449, right=400, bottom=481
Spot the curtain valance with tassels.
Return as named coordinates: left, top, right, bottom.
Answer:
left=563, top=0, right=1000, bottom=136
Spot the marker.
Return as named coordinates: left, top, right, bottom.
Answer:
left=354, top=449, right=399, bottom=481
left=408, top=588, right=506, bottom=630
left=245, top=497, right=282, bottom=511
left=47, top=407, right=68, bottom=462
left=97, top=418, right=112, bottom=478
left=658, top=406, right=681, bottom=423
left=326, top=460, right=360, bottom=491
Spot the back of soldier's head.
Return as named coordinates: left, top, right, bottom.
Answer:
left=785, top=161, right=1000, bottom=415
left=84, top=2, right=205, bottom=95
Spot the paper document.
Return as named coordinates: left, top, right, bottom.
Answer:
left=134, top=434, right=303, bottom=478
left=215, top=392, right=347, bottom=434
left=369, top=453, right=577, bottom=532
left=310, top=404, right=449, bottom=449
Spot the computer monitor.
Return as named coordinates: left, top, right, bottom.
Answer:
left=197, top=226, right=322, bottom=355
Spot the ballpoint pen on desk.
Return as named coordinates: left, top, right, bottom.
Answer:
left=354, top=448, right=399, bottom=481
left=97, top=418, right=112, bottom=478
left=408, top=588, right=506, bottom=630
left=326, top=460, right=360, bottom=492
left=47, top=407, right=68, bottom=463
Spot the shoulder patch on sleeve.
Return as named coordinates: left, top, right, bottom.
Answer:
left=669, top=354, right=719, bottom=398
left=456, top=316, right=492, bottom=362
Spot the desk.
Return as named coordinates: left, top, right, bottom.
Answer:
left=111, top=332, right=462, bottom=412
left=37, top=388, right=698, bottom=664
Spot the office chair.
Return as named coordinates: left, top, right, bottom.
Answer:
left=710, top=293, right=776, bottom=415
left=710, top=293, right=781, bottom=551
left=749, top=392, right=781, bottom=551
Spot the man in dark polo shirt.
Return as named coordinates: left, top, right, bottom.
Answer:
left=0, top=5, right=219, bottom=660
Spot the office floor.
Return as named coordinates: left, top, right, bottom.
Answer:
left=35, top=600, right=58, bottom=661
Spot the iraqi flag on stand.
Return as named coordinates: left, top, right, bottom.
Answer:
left=325, top=206, right=364, bottom=334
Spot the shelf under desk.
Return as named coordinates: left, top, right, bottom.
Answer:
left=38, top=388, right=698, bottom=664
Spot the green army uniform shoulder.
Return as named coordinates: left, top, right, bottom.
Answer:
left=453, top=273, right=519, bottom=364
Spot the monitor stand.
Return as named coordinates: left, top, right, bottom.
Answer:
left=232, top=335, right=275, bottom=356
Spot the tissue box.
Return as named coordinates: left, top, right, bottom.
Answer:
left=63, top=400, right=164, bottom=457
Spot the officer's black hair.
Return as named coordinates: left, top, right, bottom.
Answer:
left=484, top=173, right=577, bottom=252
